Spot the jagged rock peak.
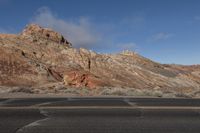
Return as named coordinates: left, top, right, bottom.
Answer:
left=21, top=24, right=72, bottom=46
left=121, top=50, right=137, bottom=56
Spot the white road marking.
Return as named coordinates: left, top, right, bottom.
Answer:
left=124, top=98, right=137, bottom=106
left=0, top=99, right=16, bottom=106
left=16, top=109, right=50, bottom=133
left=16, top=117, right=50, bottom=133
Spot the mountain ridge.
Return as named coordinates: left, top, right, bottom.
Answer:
left=0, top=24, right=200, bottom=97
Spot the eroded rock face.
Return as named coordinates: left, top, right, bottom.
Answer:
left=0, top=47, right=38, bottom=86
left=0, top=24, right=200, bottom=93
left=64, top=70, right=107, bottom=89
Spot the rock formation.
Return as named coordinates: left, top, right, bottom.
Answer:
left=0, top=24, right=200, bottom=96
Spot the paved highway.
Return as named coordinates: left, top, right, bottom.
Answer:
left=0, top=97, right=200, bottom=133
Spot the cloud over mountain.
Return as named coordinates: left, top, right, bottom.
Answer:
left=32, top=7, right=100, bottom=49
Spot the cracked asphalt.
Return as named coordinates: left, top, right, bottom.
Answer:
left=1, top=97, right=200, bottom=133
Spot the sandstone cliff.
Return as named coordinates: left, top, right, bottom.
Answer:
left=0, top=24, right=200, bottom=97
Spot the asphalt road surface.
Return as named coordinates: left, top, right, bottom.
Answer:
left=0, top=97, right=200, bottom=133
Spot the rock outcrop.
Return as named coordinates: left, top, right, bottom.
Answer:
left=21, top=24, right=72, bottom=46
left=0, top=24, right=200, bottom=95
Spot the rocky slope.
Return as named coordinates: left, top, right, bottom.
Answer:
left=0, top=24, right=200, bottom=97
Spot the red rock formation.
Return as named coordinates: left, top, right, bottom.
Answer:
left=64, top=70, right=107, bottom=89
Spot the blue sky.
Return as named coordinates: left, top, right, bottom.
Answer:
left=1, top=0, right=200, bottom=65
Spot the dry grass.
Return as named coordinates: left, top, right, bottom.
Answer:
left=0, top=85, right=199, bottom=98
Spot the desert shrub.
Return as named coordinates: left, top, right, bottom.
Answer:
left=63, top=87, right=79, bottom=95
left=99, top=87, right=165, bottom=97
left=10, top=87, right=34, bottom=94
left=100, top=87, right=127, bottom=96
left=175, top=93, right=191, bottom=98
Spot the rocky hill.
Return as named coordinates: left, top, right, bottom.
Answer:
left=1, top=24, right=200, bottom=97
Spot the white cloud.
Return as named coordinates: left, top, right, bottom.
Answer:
left=30, top=7, right=141, bottom=53
left=31, top=7, right=100, bottom=49
left=151, top=32, right=173, bottom=41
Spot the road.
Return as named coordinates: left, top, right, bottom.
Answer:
left=0, top=97, right=200, bottom=133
